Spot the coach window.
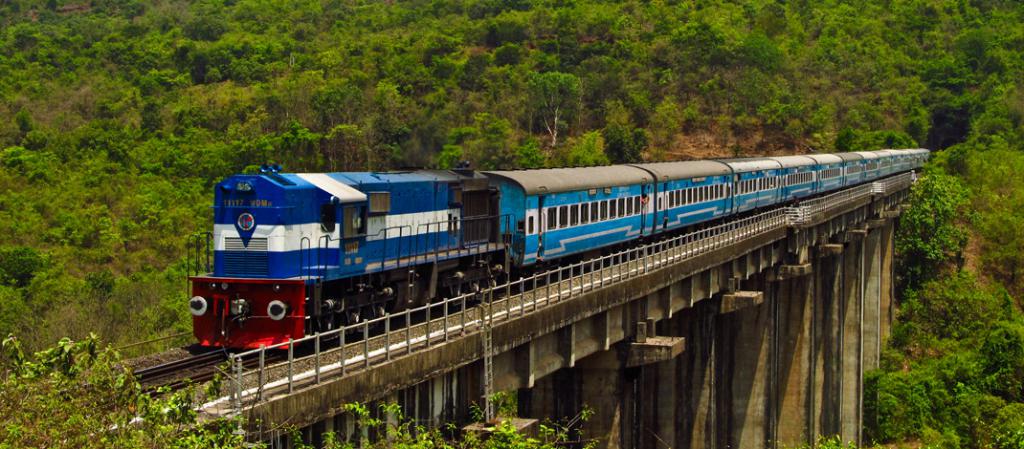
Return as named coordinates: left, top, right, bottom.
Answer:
left=618, top=198, right=625, bottom=217
left=591, top=202, right=599, bottom=222
left=570, top=205, right=579, bottom=226
left=581, top=203, right=590, bottom=224
left=600, top=201, right=608, bottom=220
left=559, top=206, right=568, bottom=229
left=528, top=216, right=535, bottom=234
left=547, top=208, right=557, bottom=231
left=609, top=199, right=617, bottom=218
left=626, top=197, right=633, bottom=215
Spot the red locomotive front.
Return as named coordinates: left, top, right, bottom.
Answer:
left=189, top=277, right=306, bottom=349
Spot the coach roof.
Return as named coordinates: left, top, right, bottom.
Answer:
left=805, top=154, right=844, bottom=165
left=767, top=155, right=817, bottom=168
left=628, top=160, right=732, bottom=181
left=718, top=158, right=783, bottom=172
left=484, top=165, right=653, bottom=195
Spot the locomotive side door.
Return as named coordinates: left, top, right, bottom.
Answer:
left=459, top=178, right=493, bottom=246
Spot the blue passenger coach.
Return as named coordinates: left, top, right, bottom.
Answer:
left=769, top=155, right=818, bottom=201
left=485, top=166, right=653, bottom=265
left=806, top=154, right=845, bottom=192
left=629, top=161, right=733, bottom=232
left=722, top=159, right=783, bottom=213
left=839, top=153, right=866, bottom=186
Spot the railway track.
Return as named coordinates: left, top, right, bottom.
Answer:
left=134, top=350, right=229, bottom=391
left=134, top=348, right=294, bottom=391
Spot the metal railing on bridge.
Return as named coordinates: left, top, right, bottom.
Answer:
left=205, top=172, right=915, bottom=416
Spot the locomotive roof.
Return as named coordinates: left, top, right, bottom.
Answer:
left=627, top=160, right=732, bottom=181
left=717, top=158, right=783, bottom=172
left=289, top=173, right=367, bottom=203
left=483, top=165, right=653, bottom=195
left=767, top=155, right=817, bottom=168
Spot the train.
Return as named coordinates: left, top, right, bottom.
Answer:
left=187, top=149, right=929, bottom=349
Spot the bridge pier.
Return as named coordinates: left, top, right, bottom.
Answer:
left=840, top=230, right=865, bottom=445
left=774, top=260, right=814, bottom=447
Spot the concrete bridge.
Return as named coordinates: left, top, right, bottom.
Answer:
left=200, top=173, right=914, bottom=449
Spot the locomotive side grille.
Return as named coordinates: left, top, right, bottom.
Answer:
left=223, top=237, right=269, bottom=276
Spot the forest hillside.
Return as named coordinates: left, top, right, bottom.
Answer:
left=1, top=1, right=1023, bottom=446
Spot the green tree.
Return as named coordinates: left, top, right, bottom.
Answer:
left=560, top=131, right=609, bottom=167
left=649, top=97, right=684, bottom=160
left=603, top=100, right=647, bottom=163
left=528, top=72, right=581, bottom=148
left=896, top=173, right=970, bottom=290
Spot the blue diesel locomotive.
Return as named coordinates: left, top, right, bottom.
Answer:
left=188, top=149, right=928, bottom=348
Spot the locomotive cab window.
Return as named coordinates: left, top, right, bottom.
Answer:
left=321, top=203, right=336, bottom=232
left=342, top=206, right=364, bottom=238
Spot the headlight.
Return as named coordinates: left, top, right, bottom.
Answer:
left=267, top=300, right=288, bottom=321
left=189, top=296, right=208, bottom=317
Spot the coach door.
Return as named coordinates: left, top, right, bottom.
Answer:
left=640, top=182, right=652, bottom=236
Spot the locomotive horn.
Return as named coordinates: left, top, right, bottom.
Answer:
left=268, top=300, right=288, bottom=321
left=189, top=296, right=207, bottom=317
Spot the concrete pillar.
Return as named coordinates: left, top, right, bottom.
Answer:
left=863, top=227, right=883, bottom=371
left=649, top=318, right=679, bottom=449
left=774, top=268, right=814, bottom=447
left=676, top=297, right=718, bottom=449
left=840, top=236, right=864, bottom=445
left=577, top=348, right=626, bottom=449
left=879, top=221, right=895, bottom=343
left=521, top=368, right=579, bottom=424
left=716, top=280, right=772, bottom=449
left=816, top=250, right=843, bottom=437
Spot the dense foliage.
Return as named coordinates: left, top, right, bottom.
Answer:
left=0, top=334, right=585, bottom=448
left=0, top=334, right=248, bottom=448
left=868, top=152, right=1024, bottom=445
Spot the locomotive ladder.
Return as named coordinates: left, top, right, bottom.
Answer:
left=482, top=281, right=495, bottom=422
